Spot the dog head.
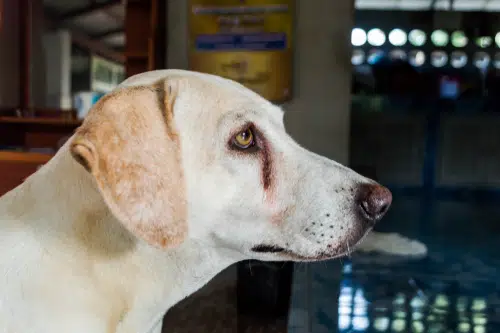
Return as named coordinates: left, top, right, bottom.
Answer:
left=70, top=70, right=391, bottom=262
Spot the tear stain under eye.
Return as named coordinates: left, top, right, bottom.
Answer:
left=260, top=133, right=273, bottom=192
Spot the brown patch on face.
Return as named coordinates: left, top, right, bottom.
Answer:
left=261, top=140, right=273, bottom=191
left=70, top=83, right=188, bottom=249
left=252, top=126, right=276, bottom=202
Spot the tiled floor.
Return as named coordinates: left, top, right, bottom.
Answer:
left=306, top=195, right=500, bottom=333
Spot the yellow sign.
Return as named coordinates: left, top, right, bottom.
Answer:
left=188, top=0, right=294, bottom=102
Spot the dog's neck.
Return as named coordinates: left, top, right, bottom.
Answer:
left=0, top=145, right=239, bottom=332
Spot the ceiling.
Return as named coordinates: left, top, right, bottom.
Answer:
left=40, top=0, right=500, bottom=64
left=43, top=0, right=125, bottom=62
left=356, top=0, right=500, bottom=11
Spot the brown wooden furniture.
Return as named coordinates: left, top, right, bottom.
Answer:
left=124, top=0, right=166, bottom=77
left=0, top=109, right=81, bottom=151
left=0, top=110, right=80, bottom=197
left=0, top=117, right=80, bottom=151
left=0, top=151, right=53, bottom=196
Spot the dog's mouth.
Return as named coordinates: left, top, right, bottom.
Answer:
left=251, top=244, right=287, bottom=253
left=251, top=226, right=371, bottom=261
left=251, top=244, right=343, bottom=262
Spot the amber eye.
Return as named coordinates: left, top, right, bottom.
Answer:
left=232, top=128, right=255, bottom=149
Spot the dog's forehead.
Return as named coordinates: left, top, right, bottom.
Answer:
left=119, top=70, right=284, bottom=123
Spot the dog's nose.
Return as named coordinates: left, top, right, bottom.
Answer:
left=356, top=183, right=392, bottom=223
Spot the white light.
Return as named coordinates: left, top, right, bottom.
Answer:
left=431, top=30, right=449, bottom=46
left=472, top=315, right=487, bottom=325
left=477, top=36, right=492, bottom=48
left=474, top=52, right=491, bottom=69
left=393, top=293, right=406, bottom=305
left=389, top=29, right=407, bottom=46
left=431, top=51, right=448, bottom=67
left=409, top=50, right=426, bottom=67
left=390, top=49, right=407, bottom=60
left=354, top=306, right=367, bottom=316
left=339, top=305, right=352, bottom=315
left=496, top=32, right=500, bottom=47
left=474, top=325, right=486, bottom=333
left=451, top=31, right=468, bottom=47
left=458, top=322, right=471, bottom=332
left=338, top=314, right=351, bottom=330
left=410, top=296, right=425, bottom=308
left=352, top=316, right=370, bottom=330
left=435, top=294, right=449, bottom=308
left=352, top=50, right=365, bottom=65
left=352, top=28, right=367, bottom=46
left=451, top=51, right=468, bottom=68
left=392, top=319, right=406, bottom=332
left=368, top=28, right=386, bottom=46
left=494, top=53, right=500, bottom=69
left=409, top=29, right=426, bottom=46
left=471, top=298, right=487, bottom=311
left=368, top=49, right=384, bottom=64
left=412, top=311, right=424, bottom=320
left=373, top=317, right=390, bottom=331
left=412, top=321, right=425, bottom=333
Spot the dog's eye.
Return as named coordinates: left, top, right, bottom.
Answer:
left=232, top=128, right=255, bottom=149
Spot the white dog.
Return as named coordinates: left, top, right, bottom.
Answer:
left=0, top=70, right=425, bottom=333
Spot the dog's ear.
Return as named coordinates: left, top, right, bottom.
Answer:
left=70, top=82, right=187, bottom=249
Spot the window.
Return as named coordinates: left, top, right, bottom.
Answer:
left=409, top=29, right=426, bottom=46
left=409, top=50, right=426, bottom=67
left=351, top=28, right=367, bottom=46
left=431, top=30, right=449, bottom=47
left=367, top=28, right=386, bottom=46
left=431, top=50, right=448, bottom=67
left=388, top=29, right=407, bottom=46
left=451, top=31, right=468, bottom=48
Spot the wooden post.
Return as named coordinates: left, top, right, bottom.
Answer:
left=19, top=0, right=31, bottom=111
left=124, top=0, right=166, bottom=78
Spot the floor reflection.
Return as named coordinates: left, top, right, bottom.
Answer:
left=339, top=263, right=493, bottom=332
left=336, top=196, right=500, bottom=333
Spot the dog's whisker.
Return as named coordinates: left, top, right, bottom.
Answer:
left=346, top=241, right=352, bottom=258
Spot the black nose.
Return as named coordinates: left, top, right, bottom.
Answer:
left=356, top=183, right=392, bottom=223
